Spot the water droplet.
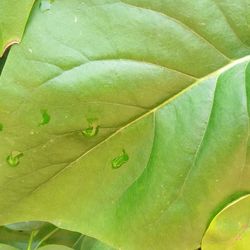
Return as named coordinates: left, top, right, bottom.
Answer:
left=74, top=16, right=78, bottom=23
left=0, top=123, right=3, bottom=131
left=28, top=48, right=33, bottom=53
left=40, top=0, right=54, bottom=12
left=39, top=110, right=50, bottom=126
left=82, top=123, right=99, bottom=137
left=6, top=151, right=24, bottom=167
left=112, top=149, right=129, bottom=169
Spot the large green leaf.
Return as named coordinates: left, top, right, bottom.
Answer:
left=0, top=0, right=250, bottom=249
left=0, top=0, right=35, bottom=56
left=202, top=195, right=250, bottom=250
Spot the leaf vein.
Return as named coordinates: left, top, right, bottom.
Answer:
left=119, top=1, right=232, bottom=61
left=37, top=58, right=198, bottom=89
left=10, top=56, right=250, bottom=200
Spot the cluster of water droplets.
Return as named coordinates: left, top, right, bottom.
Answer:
left=2, top=108, right=129, bottom=169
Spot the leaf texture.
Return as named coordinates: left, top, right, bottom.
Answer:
left=202, top=195, right=250, bottom=250
left=0, top=0, right=250, bottom=249
left=0, top=0, right=35, bottom=56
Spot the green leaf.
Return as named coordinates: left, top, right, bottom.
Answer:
left=0, top=0, right=250, bottom=249
left=80, top=236, right=114, bottom=250
left=0, top=0, right=35, bottom=56
left=0, top=226, right=31, bottom=250
left=0, top=244, right=18, bottom=250
left=39, top=246, right=73, bottom=250
left=0, top=222, right=79, bottom=249
left=5, top=221, right=45, bottom=232
left=0, top=221, right=111, bottom=250
left=202, top=195, right=250, bottom=250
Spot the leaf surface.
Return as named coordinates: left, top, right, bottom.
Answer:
left=0, top=244, right=17, bottom=250
left=39, top=246, right=73, bottom=250
left=0, top=1, right=250, bottom=249
left=202, top=195, right=250, bottom=250
left=0, top=0, right=35, bottom=56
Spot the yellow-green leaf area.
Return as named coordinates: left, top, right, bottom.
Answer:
left=202, top=195, right=250, bottom=250
left=0, top=0, right=35, bottom=56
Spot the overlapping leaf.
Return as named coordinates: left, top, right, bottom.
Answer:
left=0, top=221, right=113, bottom=250
left=202, top=195, right=250, bottom=250
left=0, top=0, right=35, bottom=56
left=0, top=0, right=250, bottom=249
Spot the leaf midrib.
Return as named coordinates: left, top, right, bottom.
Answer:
left=67, top=55, right=250, bottom=165
left=11, top=55, right=250, bottom=199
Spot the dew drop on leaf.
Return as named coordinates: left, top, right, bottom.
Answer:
left=0, top=123, right=3, bottom=131
left=112, top=150, right=129, bottom=169
left=82, top=123, right=99, bottom=137
left=39, top=109, right=50, bottom=126
left=6, top=151, right=24, bottom=167
left=40, top=0, right=54, bottom=12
